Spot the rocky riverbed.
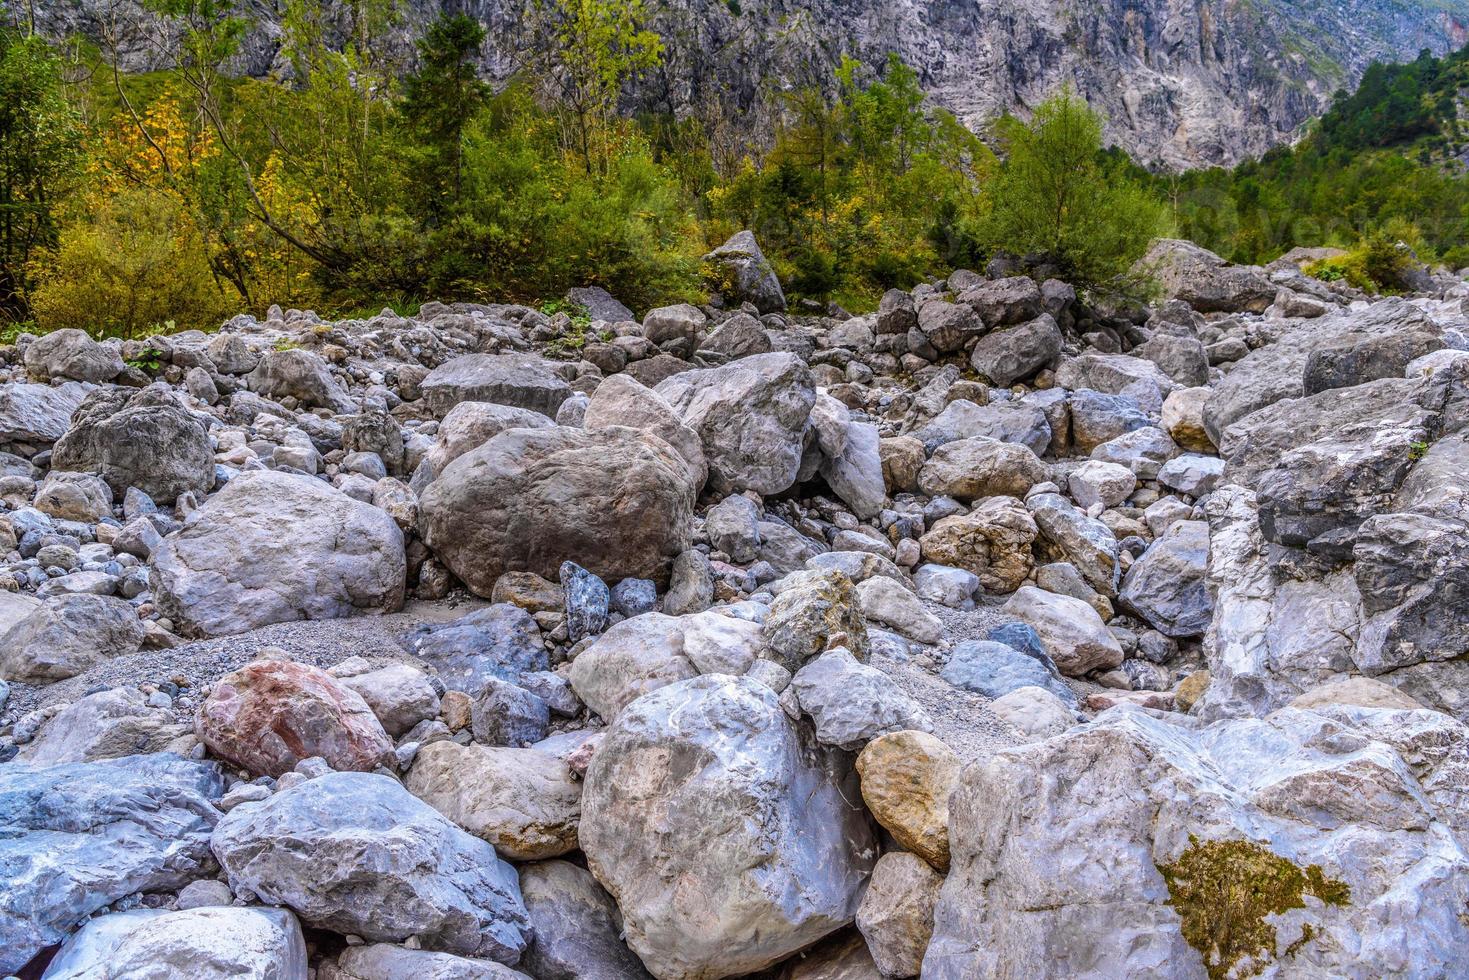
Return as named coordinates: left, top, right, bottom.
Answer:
left=3, top=233, right=1469, bottom=978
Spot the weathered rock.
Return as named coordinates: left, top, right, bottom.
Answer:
left=0, top=594, right=143, bottom=684
left=924, top=704, right=1469, bottom=979
left=17, top=687, right=186, bottom=764
left=705, top=493, right=761, bottom=563
left=791, top=649, right=935, bottom=750
left=0, top=381, right=90, bottom=447
left=583, top=374, right=707, bottom=488
left=196, top=659, right=393, bottom=777
left=855, top=852, right=942, bottom=979
left=917, top=299, right=983, bottom=353
left=1161, top=385, right=1216, bottom=452
left=518, top=860, right=653, bottom=980
left=211, top=771, right=531, bottom=963
left=0, top=753, right=224, bottom=973
left=580, top=674, right=875, bottom=980
left=421, top=353, right=572, bottom=419
left=331, top=660, right=441, bottom=737
left=24, top=328, right=123, bottom=382
left=418, top=401, right=555, bottom=489
left=704, top=230, right=786, bottom=313
left=35, top=470, right=112, bottom=521
left=656, top=352, right=815, bottom=495
left=914, top=399, right=1050, bottom=456
left=918, top=436, right=1048, bottom=502
left=763, top=568, right=869, bottom=669
left=855, top=730, right=959, bottom=871
left=41, top=907, right=307, bottom=980
left=1139, top=239, right=1275, bottom=313
left=247, top=348, right=354, bottom=412
left=820, top=419, right=886, bottom=520
left=470, top=676, right=551, bottom=747
left=855, top=575, right=943, bottom=644
left=987, top=685, right=1075, bottom=739
left=918, top=497, right=1037, bottom=593
left=152, top=470, right=406, bottom=637
left=419, top=425, right=696, bottom=593
left=330, top=944, right=531, bottom=980
left=663, top=548, right=714, bottom=616
left=968, top=314, right=1063, bottom=386
left=410, top=604, right=549, bottom=696
left=52, top=387, right=215, bottom=500
left=959, top=276, right=1043, bottom=327
left=1001, top=586, right=1123, bottom=676
left=702, top=311, right=773, bottom=358
left=406, top=740, right=581, bottom=860
left=567, top=285, right=635, bottom=322
left=1027, top=491, right=1120, bottom=596
left=1119, top=519, right=1212, bottom=637
left=560, top=561, right=610, bottom=640
left=940, top=639, right=1075, bottom=704
left=1066, top=389, right=1150, bottom=453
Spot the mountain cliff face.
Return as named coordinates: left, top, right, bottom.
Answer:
left=30, top=0, right=1469, bottom=168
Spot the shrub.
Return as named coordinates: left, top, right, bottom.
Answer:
left=29, top=188, right=230, bottom=337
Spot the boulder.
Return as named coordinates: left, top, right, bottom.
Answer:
left=656, top=352, right=815, bottom=495
left=17, top=688, right=186, bottom=764
left=0, top=594, right=143, bottom=684
left=0, top=381, right=90, bottom=447
left=704, top=230, right=786, bottom=313
left=1000, top=586, right=1123, bottom=676
left=967, top=314, right=1063, bottom=386
left=918, top=497, right=1037, bottom=594
left=854, top=730, right=959, bottom=871
left=914, top=400, right=1051, bottom=456
left=642, top=303, right=705, bottom=347
left=406, top=740, right=581, bottom=860
left=580, top=674, right=875, bottom=980
left=330, top=945, right=530, bottom=980
left=916, top=300, right=982, bottom=354
left=987, top=685, right=1075, bottom=739
left=211, top=771, right=532, bottom=963
left=196, top=659, right=394, bottom=777
left=52, top=386, right=215, bottom=500
left=151, top=470, right=406, bottom=637
left=247, top=348, right=355, bottom=412
left=331, top=660, right=441, bottom=737
left=583, top=374, right=707, bottom=488
left=855, top=575, right=943, bottom=645
left=790, top=649, right=935, bottom=751
left=420, top=353, right=572, bottom=419
left=855, top=852, right=942, bottom=979
left=409, top=604, right=549, bottom=696
left=940, top=639, right=1075, bottom=704
left=34, top=470, right=112, bottom=521
left=1138, top=238, right=1275, bottom=313
left=418, top=401, right=555, bottom=489
left=0, top=753, right=224, bottom=973
left=918, top=437, right=1048, bottom=501
left=41, top=907, right=307, bottom=980
left=418, top=425, right=697, bottom=593
left=566, top=285, right=635, bottom=322
left=924, top=705, right=1469, bottom=978
left=1119, top=519, right=1212, bottom=637
left=517, top=860, right=653, bottom=980
left=763, top=569, right=869, bottom=670
left=702, top=312, right=773, bottom=358
left=959, top=276, right=1043, bottom=327
left=24, top=328, right=123, bottom=382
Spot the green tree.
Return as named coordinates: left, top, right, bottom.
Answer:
left=982, top=90, right=1167, bottom=292
left=400, top=13, right=488, bottom=215
left=0, top=27, right=81, bottom=321
left=536, top=0, right=663, bottom=174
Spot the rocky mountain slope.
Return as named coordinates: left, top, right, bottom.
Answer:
left=32, top=0, right=1469, bottom=168
left=2, top=231, right=1469, bottom=977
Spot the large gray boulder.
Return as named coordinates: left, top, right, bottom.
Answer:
left=580, top=674, right=875, bottom=979
left=421, top=353, right=571, bottom=419
left=913, top=399, right=1051, bottom=455
left=151, top=470, right=406, bottom=637
left=51, top=386, right=215, bottom=500
left=924, top=704, right=1469, bottom=979
left=0, top=753, right=224, bottom=974
left=1119, top=519, right=1212, bottom=637
left=967, top=314, right=1063, bottom=386
left=518, top=860, right=653, bottom=980
left=1138, top=238, right=1275, bottom=313
left=656, top=352, right=815, bottom=495
left=0, top=593, right=144, bottom=684
left=789, top=649, right=934, bottom=751
left=0, top=381, right=90, bottom=447
left=211, top=771, right=531, bottom=964
left=419, top=425, right=697, bottom=594
left=330, top=945, right=531, bottom=980
left=415, top=401, right=554, bottom=491
left=247, top=348, right=355, bottom=413
left=40, top=907, right=307, bottom=980
left=704, top=230, right=786, bottom=313
left=23, top=328, right=124, bottom=382
left=583, top=374, right=707, bottom=489
left=16, top=688, right=186, bottom=764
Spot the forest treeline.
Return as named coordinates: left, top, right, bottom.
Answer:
left=1, top=0, right=1466, bottom=337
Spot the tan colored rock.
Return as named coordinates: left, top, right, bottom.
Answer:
left=856, top=851, right=943, bottom=978
left=1291, top=676, right=1424, bottom=712
left=879, top=436, right=926, bottom=494
left=405, top=740, right=581, bottom=860
left=1161, top=386, right=1216, bottom=453
left=490, top=571, right=563, bottom=613
left=918, top=497, right=1036, bottom=594
left=1174, top=669, right=1211, bottom=713
left=855, top=730, right=960, bottom=872
left=763, top=569, right=870, bottom=670
left=918, top=436, right=1048, bottom=502
left=441, top=690, right=473, bottom=731
left=194, top=660, right=393, bottom=778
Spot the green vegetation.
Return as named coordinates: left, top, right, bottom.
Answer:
left=1156, top=45, right=1469, bottom=270
left=1159, top=836, right=1350, bottom=980
left=0, top=0, right=1466, bottom=337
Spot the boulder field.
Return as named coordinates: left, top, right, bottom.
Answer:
left=4, top=236, right=1469, bottom=977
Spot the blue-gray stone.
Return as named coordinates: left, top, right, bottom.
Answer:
left=408, top=604, right=549, bottom=695
left=610, top=578, right=657, bottom=618
left=0, top=753, right=224, bottom=974
left=941, top=640, right=1076, bottom=704
left=560, top=561, right=610, bottom=642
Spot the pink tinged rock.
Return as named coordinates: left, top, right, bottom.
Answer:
left=195, top=659, right=393, bottom=777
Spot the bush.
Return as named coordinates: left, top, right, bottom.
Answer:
left=29, top=188, right=230, bottom=337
